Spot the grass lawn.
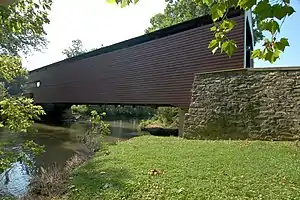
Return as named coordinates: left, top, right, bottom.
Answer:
left=69, top=136, right=300, bottom=200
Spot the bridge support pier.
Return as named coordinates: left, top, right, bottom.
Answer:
left=39, top=103, right=70, bottom=125
left=178, top=108, right=187, bottom=137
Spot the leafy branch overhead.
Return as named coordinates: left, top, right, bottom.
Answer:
left=108, top=0, right=296, bottom=63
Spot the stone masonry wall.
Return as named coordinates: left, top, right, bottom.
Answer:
left=184, top=68, right=300, bottom=140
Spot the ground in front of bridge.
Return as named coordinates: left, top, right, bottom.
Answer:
left=68, top=136, right=300, bottom=200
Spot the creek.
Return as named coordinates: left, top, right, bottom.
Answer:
left=0, top=118, right=141, bottom=197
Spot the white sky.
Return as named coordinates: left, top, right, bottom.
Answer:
left=23, top=0, right=167, bottom=71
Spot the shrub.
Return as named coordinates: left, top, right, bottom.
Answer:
left=76, top=110, right=110, bottom=154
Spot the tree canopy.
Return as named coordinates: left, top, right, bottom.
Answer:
left=145, top=0, right=263, bottom=45
left=62, top=39, right=88, bottom=58
left=0, top=0, right=52, bottom=56
left=145, top=0, right=209, bottom=33
left=62, top=39, right=99, bottom=58
left=108, top=0, right=296, bottom=64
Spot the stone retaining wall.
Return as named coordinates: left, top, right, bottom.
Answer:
left=184, top=68, right=300, bottom=140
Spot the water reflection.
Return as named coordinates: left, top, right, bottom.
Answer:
left=0, top=118, right=140, bottom=197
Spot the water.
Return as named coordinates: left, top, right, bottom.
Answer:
left=0, top=119, right=141, bottom=198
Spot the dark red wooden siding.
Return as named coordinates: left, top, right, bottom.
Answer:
left=28, top=15, right=245, bottom=108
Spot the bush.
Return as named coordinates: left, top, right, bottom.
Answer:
left=70, top=105, right=89, bottom=120
left=155, top=107, right=178, bottom=127
left=138, top=107, right=178, bottom=130
left=76, top=111, right=110, bottom=153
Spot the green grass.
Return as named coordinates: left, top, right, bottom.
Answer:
left=69, top=136, right=300, bottom=200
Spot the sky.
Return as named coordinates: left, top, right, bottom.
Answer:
left=23, top=0, right=300, bottom=71
left=23, top=0, right=167, bottom=70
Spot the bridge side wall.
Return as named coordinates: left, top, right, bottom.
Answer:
left=28, top=15, right=245, bottom=108
left=184, top=68, right=300, bottom=140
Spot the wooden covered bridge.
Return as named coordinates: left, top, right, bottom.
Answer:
left=25, top=9, right=254, bottom=135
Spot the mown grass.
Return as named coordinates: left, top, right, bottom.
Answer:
left=69, top=136, right=300, bottom=200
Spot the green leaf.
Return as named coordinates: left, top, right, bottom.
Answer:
left=121, top=0, right=127, bottom=8
left=285, top=5, right=296, bottom=16
left=251, top=49, right=262, bottom=59
left=272, top=4, right=287, bottom=20
left=220, top=20, right=236, bottom=32
left=280, top=37, right=289, bottom=47
left=238, top=0, right=256, bottom=10
left=210, top=26, right=217, bottom=31
left=208, top=39, right=218, bottom=49
left=274, top=38, right=289, bottom=51
left=211, top=3, right=226, bottom=22
left=259, top=19, right=280, bottom=35
left=272, top=4, right=295, bottom=20
left=215, top=32, right=225, bottom=40
left=134, top=0, right=139, bottom=3
left=221, top=40, right=237, bottom=57
left=228, top=0, right=239, bottom=7
left=253, top=0, right=272, bottom=20
left=209, top=39, right=220, bottom=54
left=265, top=49, right=280, bottom=63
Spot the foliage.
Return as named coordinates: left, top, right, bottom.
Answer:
left=68, top=104, right=155, bottom=121
left=0, top=0, right=52, bottom=56
left=138, top=118, right=165, bottom=130
left=71, top=105, right=89, bottom=119
left=5, top=75, right=28, bottom=96
left=109, top=0, right=295, bottom=63
left=77, top=111, right=111, bottom=153
left=138, top=107, right=178, bottom=130
left=145, top=0, right=209, bottom=33
left=155, top=107, right=178, bottom=126
left=70, top=136, right=300, bottom=199
left=89, top=110, right=110, bottom=136
left=0, top=0, right=52, bottom=179
left=0, top=55, right=27, bottom=82
left=0, top=56, right=29, bottom=97
left=146, top=0, right=263, bottom=44
left=106, top=0, right=139, bottom=8
left=91, top=105, right=156, bottom=118
left=62, top=39, right=88, bottom=58
left=0, top=97, right=45, bottom=132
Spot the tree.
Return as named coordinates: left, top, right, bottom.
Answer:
left=0, top=0, right=52, bottom=174
left=62, top=39, right=87, bottom=58
left=145, top=0, right=263, bottom=45
left=62, top=39, right=100, bottom=58
left=146, top=0, right=209, bottom=33
left=108, top=0, right=295, bottom=64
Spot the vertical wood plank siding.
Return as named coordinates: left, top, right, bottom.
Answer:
left=28, top=15, right=245, bottom=108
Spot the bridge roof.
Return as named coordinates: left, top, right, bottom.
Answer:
left=30, top=8, right=243, bottom=73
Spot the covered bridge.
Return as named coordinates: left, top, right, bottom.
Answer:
left=25, top=9, right=254, bottom=133
left=26, top=9, right=254, bottom=108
